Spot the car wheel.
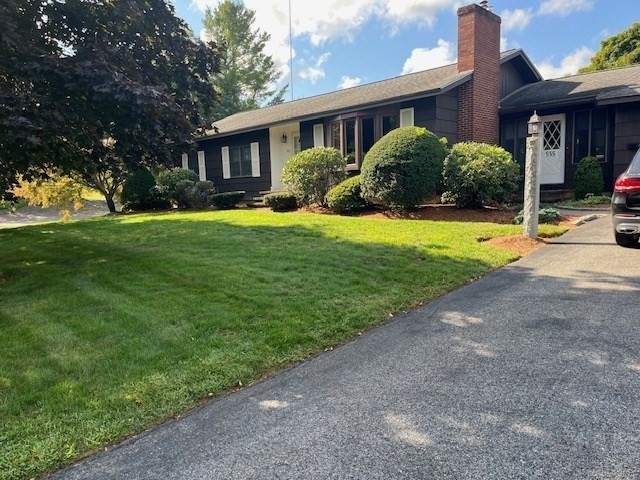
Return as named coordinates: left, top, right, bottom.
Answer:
left=615, top=231, right=638, bottom=248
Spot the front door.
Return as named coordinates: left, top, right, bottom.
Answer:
left=539, top=114, right=566, bottom=185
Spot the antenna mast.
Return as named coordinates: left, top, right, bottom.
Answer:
left=289, top=0, right=294, bottom=101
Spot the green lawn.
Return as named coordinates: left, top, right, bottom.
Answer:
left=0, top=210, right=565, bottom=479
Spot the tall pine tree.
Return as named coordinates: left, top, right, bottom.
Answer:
left=203, top=0, right=287, bottom=121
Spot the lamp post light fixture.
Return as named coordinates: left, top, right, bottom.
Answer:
left=523, top=110, right=542, bottom=239
left=527, top=110, right=541, bottom=136
left=281, top=133, right=288, bottom=144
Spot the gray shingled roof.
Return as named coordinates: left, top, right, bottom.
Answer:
left=500, top=64, right=640, bottom=112
left=203, top=64, right=469, bottom=138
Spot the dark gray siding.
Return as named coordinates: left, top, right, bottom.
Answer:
left=196, top=129, right=271, bottom=197
left=300, top=120, right=316, bottom=151
left=614, top=106, right=640, bottom=179
left=401, top=97, right=436, bottom=130
left=435, top=91, right=458, bottom=144
left=501, top=61, right=528, bottom=98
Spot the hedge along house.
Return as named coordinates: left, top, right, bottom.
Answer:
left=500, top=65, right=640, bottom=193
left=182, top=2, right=541, bottom=197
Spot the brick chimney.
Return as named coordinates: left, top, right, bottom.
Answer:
left=456, top=2, right=501, bottom=144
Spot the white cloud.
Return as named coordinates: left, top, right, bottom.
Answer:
left=401, top=39, right=456, bottom=75
left=501, top=8, right=533, bottom=32
left=338, top=76, right=362, bottom=89
left=298, top=52, right=331, bottom=84
left=538, top=0, right=594, bottom=17
left=536, top=46, right=593, bottom=79
left=192, top=0, right=460, bottom=85
left=500, top=36, right=509, bottom=51
left=385, top=0, right=460, bottom=29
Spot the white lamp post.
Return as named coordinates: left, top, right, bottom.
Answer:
left=523, top=111, right=542, bottom=239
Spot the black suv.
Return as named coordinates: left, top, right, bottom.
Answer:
left=612, top=148, right=640, bottom=247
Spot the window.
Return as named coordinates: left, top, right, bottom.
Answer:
left=382, top=114, right=398, bottom=136
left=501, top=119, right=528, bottom=165
left=229, top=145, right=252, bottom=177
left=331, top=122, right=341, bottom=150
left=361, top=117, right=375, bottom=159
left=573, top=109, right=607, bottom=163
left=344, top=119, right=356, bottom=165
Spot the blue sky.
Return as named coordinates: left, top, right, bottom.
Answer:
left=172, top=0, right=636, bottom=102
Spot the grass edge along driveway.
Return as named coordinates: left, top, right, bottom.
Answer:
left=0, top=210, right=566, bottom=479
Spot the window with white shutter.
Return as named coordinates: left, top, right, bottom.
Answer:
left=197, top=151, right=206, bottom=181
left=313, top=124, right=324, bottom=147
left=250, top=142, right=260, bottom=177
left=400, top=108, right=414, bottom=128
left=221, top=146, right=231, bottom=179
left=181, top=153, right=189, bottom=170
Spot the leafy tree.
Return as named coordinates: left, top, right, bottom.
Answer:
left=203, top=0, right=287, bottom=121
left=13, top=173, right=85, bottom=222
left=580, top=22, right=640, bottom=72
left=0, top=0, right=222, bottom=211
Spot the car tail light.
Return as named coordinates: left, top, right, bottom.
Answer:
left=614, top=176, right=640, bottom=193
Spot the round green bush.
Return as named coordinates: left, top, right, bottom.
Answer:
left=211, top=191, right=245, bottom=209
left=325, top=175, right=367, bottom=213
left=574, top=156, right=604, bottom=200
left=282, top=147, right=347, bottom=205
left=360, top=126, right=446, bottom=208
left=156, top=167, right=199, bottom=204
left=441, top=142, right=520, bottom=208
left=264, top=192, right=298, bottom=212
left=121, top=167, right=163, bottom=211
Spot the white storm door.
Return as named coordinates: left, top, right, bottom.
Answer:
left=539, top=114, right=566, bottom=185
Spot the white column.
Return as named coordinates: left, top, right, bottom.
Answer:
left=523, top=135, right=540, bottom=238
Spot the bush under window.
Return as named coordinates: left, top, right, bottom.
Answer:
left=282, top=147, right=347, bottom=205
left=573, top=156, right=604, bottom=200
left=264, top=192, right=298, bottom=212
left=360, top=126, right=446, bottom=209
left=325, top=175, right=367, bottom=213
left=211, top=191, right=245, bottom=209
left=156, top=167, right=199, bottom=205
left=441, top=142, right=520, bottom=208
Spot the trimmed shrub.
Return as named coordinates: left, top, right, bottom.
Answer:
left=173, top=180, right=216, bottom=208
left=513, top=207, right=560, bottom=225
left=441, top=142, right=520, bottom=208
left=325, top=175, right=367, bottom=213
left=360, top=126, right=446, bottom=208
left=121, top=168, right=167, bottom=211
left=156, top=168, right=199, bottom=205
left=574, top=156, right=604, bottom=200
left=264, top=192, right=298, bottom=212
left=211, top=191, right=245, bottom=209
left=282, top=147, right=347, bottom=205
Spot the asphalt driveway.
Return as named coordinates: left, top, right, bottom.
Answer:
left=50, top=216, right=640, bottom=480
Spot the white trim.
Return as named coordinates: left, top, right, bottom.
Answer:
left=250, top=142, right=261, bottom=177
left=313, top=124, right=324, bottom=147
left=221, top=146, right=230, bottom=179
left=181, top=153, right=189, bottom=170
left=400, top=107, right=415, bottom=127
left=197, top=151, right=206, bottom=181
left=539, top=113, right=566, bottom=185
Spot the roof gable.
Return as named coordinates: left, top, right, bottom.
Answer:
left=500, top=64, right=640, bottom=112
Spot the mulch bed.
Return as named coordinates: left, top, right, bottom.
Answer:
left=302, top=203, right=578, bottom=226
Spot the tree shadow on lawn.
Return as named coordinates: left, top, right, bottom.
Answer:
left=0, top=213, right=516, bottom=479
left=33, top=256, right=640, bottom=480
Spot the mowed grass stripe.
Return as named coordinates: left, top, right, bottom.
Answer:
left=0, top=210, right=565, bottom=479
